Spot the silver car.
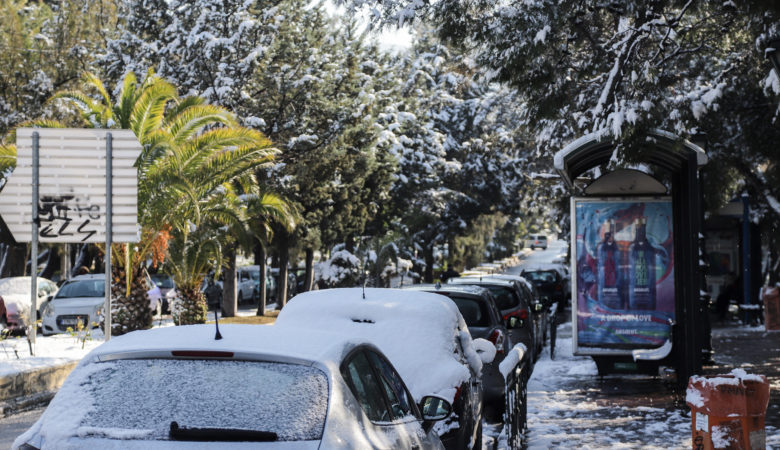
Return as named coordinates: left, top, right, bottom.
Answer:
left=40, top=273, right=162, bottom=335
left=14, top=324, right=450, bottom=449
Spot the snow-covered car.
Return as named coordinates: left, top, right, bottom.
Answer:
left=0, top=277, right=58, bottom=332
left=406, top=284, right=527, bottom=434
left=13, top=324, right=451, bottom=449
left=40, top=274, right=162, bottom=335
left=275, top=288, right=494, bottom=450
left=447, top=276, right=537, bottom=367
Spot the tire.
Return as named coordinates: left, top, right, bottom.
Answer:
left=154, top=300, right=162, bottom=318
left=237, top=292, right=243, bottom=305
left=473, top=419, right=482, bottom=450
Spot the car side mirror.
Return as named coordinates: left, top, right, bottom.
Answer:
left=472, top=337, right=497, bottom=364
left=506, top=316, right=522, bottom=329
left=419, top=395, right=452, bottom=422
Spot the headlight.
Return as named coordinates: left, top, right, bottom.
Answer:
left=42, top=303, right=53, bottom=317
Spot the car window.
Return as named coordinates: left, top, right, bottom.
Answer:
left=522, top=270, right=556, bottom=284
left=365, top=350, right=415, bottom=420
left=449, top=296, right=490, bottom=327
left=80, top=359, right=328, bottom=441
left=56, top=280, right=104, bottom=298
left=485, top=286, right=520, bottom=310
left=342, top=351, right=392, bottom=423
left=150, top=275, right=174, bottom=289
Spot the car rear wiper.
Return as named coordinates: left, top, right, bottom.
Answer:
left=169, top=421, right=278, bottom=442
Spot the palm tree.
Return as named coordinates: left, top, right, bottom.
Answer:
left=51, top=70, right=295, bottom=329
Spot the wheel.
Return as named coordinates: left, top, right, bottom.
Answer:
left=154, top=300, right=162, bottom=318
left=237, top=292, right=243, bottom=304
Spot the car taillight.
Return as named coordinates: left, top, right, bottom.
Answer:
left=503, top=309, right=529, bottom=321
left=453, top=384, right=463, bottom=404
left=488, top=329, right=505, bottom=353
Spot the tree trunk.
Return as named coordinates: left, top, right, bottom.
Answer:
left=40, top=247, right=60, bottom=280
left=278, top=233, right=289, bottom=308
left=0, top=244, right=27, bottom=278
left=256, top=245, right=268, bottom=316
left=423, top=245, right=434, bottom=283
left=304, top=247, right=315, bottom=292
left=222, top=246, right=237, bottom=317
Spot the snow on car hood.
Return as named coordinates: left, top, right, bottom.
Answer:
left=275, top=287, right=479, bottom=403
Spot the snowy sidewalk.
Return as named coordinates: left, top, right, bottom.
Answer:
left=522, top=321, right=779, bottom=449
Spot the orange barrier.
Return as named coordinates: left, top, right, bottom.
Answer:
left=762, top=286, right=780, bottom=331
left=686, top=370, right=770, bottom=449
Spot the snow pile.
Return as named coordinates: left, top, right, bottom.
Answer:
left=314, top=250, right=362, bottom=288
left=499, top=343, right=526, bottom=380
left=711, top=425, right=735, bottom=448
left=276, top=288, right=477, bottom=402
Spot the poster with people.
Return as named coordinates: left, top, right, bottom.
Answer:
left=572, top=198, right=675, bottom=352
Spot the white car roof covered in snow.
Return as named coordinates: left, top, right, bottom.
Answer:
left=85, top=324, right=361, bottom=367
left=276, top=287, right=482, bottom=403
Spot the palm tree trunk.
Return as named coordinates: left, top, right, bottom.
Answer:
left=304, top=247, right=314, bottom=292
left=256, top=245, right=267, bottom=316
left=424, top=245, right=434, bottom=283
left=222, top=246, right=237, bottom=317
left=278, top=233, right=289, bottom=308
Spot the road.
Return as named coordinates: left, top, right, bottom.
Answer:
left=0, top=406, right=44, bottom=449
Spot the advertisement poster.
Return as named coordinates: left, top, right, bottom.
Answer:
left=572, top=198, right=675, bottom=352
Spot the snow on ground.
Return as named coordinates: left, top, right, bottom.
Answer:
left=0, top=332, right=103, bottom=378
left=523, top=322, right=691, bottom=449
left=1, top=303, right=275, bottom=380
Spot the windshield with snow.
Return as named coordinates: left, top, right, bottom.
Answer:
left=56, top=280, right=105, bottom=298
left=79, top=359, right=328, bottom=441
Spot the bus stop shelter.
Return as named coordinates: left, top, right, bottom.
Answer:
left=554, top=129, right=708, bottom=386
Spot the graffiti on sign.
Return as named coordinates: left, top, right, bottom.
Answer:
left=38, top=195, right=101, bottom=241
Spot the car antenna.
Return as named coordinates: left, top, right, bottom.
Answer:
left=214, top=309, right=223, bottom=340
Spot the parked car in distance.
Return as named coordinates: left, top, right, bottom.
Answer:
left=269, top=267, right=297, bottom=301
left=406, top=284, right=525, bottom=427
left=482, top=274, right=549, bottom=362
left=275, top=287, right=493, bottom=450
left=40, top=273, right=162, bottom=336
left=0, top=277, right=58, bottom=333
left=526, top=234, right=548, bottom=250
left=14, top=324, right=451, bottom=449
left=150, top=273, right=177, bottom=313
left=237, top=265, right=277, bottom=304
left=521, top=263, right=569, bottom=308
left=447, top=276, right=537, bottom=367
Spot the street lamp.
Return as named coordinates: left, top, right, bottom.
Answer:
left=766, top=37, right=780, bottom=76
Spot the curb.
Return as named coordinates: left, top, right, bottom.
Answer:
left=0, top=362, right=78, bottom=417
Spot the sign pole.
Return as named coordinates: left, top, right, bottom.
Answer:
left=29, top=132, right=39, bottom=355
left=105, top=133, right=113, bottom=341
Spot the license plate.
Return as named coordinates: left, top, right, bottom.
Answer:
left=61, top=318, right=81, bottom=325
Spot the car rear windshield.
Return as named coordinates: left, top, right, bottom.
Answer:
left=449, top=296, right=491, bottom=327
left=56, top=280, right=104, bottom=298
left=484, top=286, right=520, bottom=310
left=79, top=359, right=328, bottom=441
left=521, top=270, right=557, bottom=284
